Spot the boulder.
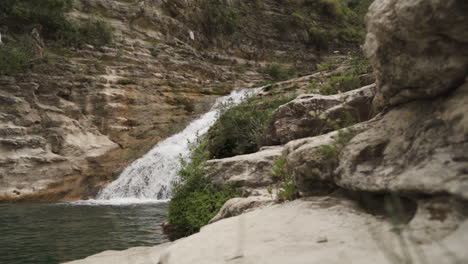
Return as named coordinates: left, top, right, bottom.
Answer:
left=208, top=196, right=274, bottom=224
left=364, top=0, right=468, bottom=108
left=284, top=122, right=371, bottom=196
left=336, top=79, right=468, bottom=200
left=206, top=146, right=282, bottom=188
left=261, top=84, right=375, bottom=145
left=67, top=197, right=468, bottom=264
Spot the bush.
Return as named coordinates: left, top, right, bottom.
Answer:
left=317, top=128, right=358, bottom=172
left=283, top=0, right=373, bottom=50
left=0, top=35, right=35, bottom=74
left=271, top=158, right=298, bottom=201
left=58, top=17, right=113, bottom=47
left=198, top=0, right=240, bottom=37
left=319, top=72, right=361, bottom=95
left=76, top=18, right=113, bottom=47
left=317, top=0, right=345, bottom=19
left=263, top=64, right=297, bottom=81
left=206, top=94, right=295, bottom=159
left=0, top=0, right=73, bottom=37
left=0, top=45, right=30, bottom=74
left=0, top=0, right=113, bottom=48
left=305, top=27, right=330, bottom=51
left=168, top=139, right=239, bottom=238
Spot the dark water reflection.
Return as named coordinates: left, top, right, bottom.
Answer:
left=0, top=202, right=168, bottom=264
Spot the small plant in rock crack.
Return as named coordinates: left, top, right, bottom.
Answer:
left=271, top=157, right=298, bottom=202
left=317, top=128, right=359, bottom=172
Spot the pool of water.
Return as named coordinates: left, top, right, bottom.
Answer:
left=0, top=202, right=168, bottom=264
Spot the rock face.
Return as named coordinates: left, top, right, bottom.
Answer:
left=67, top=197, right=468, bottom=264
left=0, top=0, right=281, bottom=200
left=333, top=0, right=468, bottom=200
left=67, top=0, right=468, bottom=262
left=277, top=0, right=468, bottom=201
left=364, top=0, right=468, bottom=107
left=208, top=196, right=274, bottom=224
left=336, top=79, right=468, bottom=200
left=206, top=146, right=282, bottom=190
left=283, top=122, right=371, bottom=196
left=263, top=84, right=376, bottom=145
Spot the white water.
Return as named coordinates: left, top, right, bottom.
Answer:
left=96, top=87, right=263, bottom=204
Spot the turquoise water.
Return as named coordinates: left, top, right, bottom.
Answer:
left=0, top=202, right=168, bottom=264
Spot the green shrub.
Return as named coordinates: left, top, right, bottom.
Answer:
left=76, top=18, right=113, bottom=47
left=206, top=94, right=295, bottom=159
left=305, top=27, right=330, bottom=51
left=271, top=157, right=298, bottom=201
left=0, top=0, right=73, bottom=37
left=198, top=0, right=240, bottom=37
left=319, top=72, right=361, bottom=95
left=0, top=45, right=30, bottom=74
left=317, top=0, right=345, bottom=19
left=283, top=0, right=373, bottom=49
left=316, top=57, right=340, bottom=72
left=349, top=55, right=372, bottom=75
left=317, top=128, right=359, bottom=172
left=263, top=64, right=297, bottom=81
left=58, top=17, right=113, bottom=47
left=0, top=1, right=113, bottom=48
left=168, top=139, right=239, bottom=238
left=0, top=35, right=35, bottom=74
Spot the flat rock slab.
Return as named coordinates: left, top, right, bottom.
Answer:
left=206, top=146, right=283, bottom=188
left=66, top=197, right=468, bottom=264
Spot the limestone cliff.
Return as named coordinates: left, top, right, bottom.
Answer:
left=1, top=0, right=342, bottom=200
left=66, top=0, right=468, bottom=263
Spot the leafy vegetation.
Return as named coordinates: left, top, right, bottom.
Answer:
left=278, top=0, right=374, bottom=50
left=317, top=128, right=359, bottom=172
left=168, top=138, right=239, bottom=238
left=60, top=17, right=113, bottom=47
left=319, top=72, right=361, bottom=95
left=0, top=0, right=74, bottom=38
left=198, top=0, right=240, bottom=37
left=271, top=158, right=298, bottom=201
left=0, top=0, right=113, bottom=46
left=206, top=93, right=296, bottom=159
left=0, top=0, right=113, bottom=74
left=263, top=64, right=298, bottom=82
left=0, top=35, right=35, bottom=74
left=309, top=54, right=372, bottom=95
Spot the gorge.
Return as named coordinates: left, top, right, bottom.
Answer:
left=1, top=0, right=467, bottom=264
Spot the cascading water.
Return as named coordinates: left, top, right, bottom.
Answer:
left=97, top=87, right=263, bottom=202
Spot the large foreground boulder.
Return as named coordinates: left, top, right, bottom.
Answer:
left=364, top=0, right=468, bottom=107
left=67, top=197, right=468, bottom=264
left=336, top=79, right=468, bottom=200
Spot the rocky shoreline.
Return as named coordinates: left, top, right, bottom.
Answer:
left=68, top=0, right=468, bottom=262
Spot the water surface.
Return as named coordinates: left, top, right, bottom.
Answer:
left=0, top=202, right=168, bottom=264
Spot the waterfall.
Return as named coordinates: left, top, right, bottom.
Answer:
left=96, top=87, right=263, bottom=203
